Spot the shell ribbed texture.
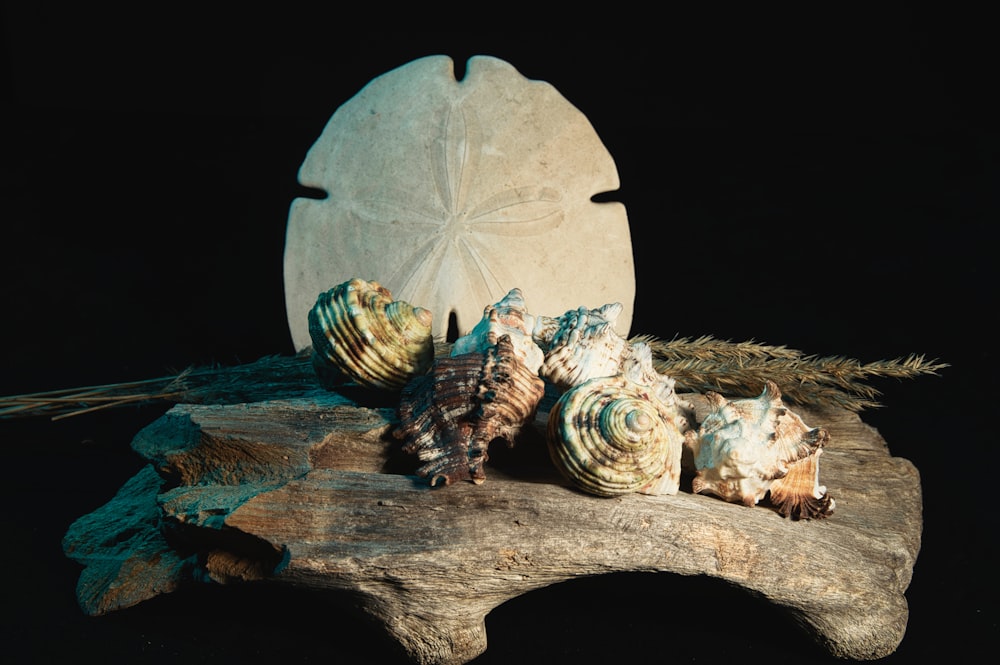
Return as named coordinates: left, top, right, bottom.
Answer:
left=308, top=278, right=434, bottom=391
left=547, top=375, right=683, bottom=497
left=396, top=334, right=545, bottom=486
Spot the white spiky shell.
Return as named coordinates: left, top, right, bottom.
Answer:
left=308, top=278, right=434, bottom=391
left=538, top=303, right=630, bottom=390
left=620, top=341, right=690, bottom=415
left=684, top=380, right=835, bottom=519
left=450, top=288, right=544, bottom=374
left=547, top=373, right=686, bottom=497
left=530, top=314, right=562, bottom=350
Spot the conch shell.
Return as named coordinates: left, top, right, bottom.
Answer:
left=450, top=288, right=544, bottom=374
left=619, top=340, right=689, bottom=415
left=308, top=278, right=434, bottom=391
left=684, top=380, right=835, bottom=519
left=547, top=365, right=687, bottom=497
left=395, top=334, right=546, bottom=486
left=537, top=300, right=692, bottom=417
left=536, top=303, right=630, bottom=390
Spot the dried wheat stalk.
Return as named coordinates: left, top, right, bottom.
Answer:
left=635, top=334, right=947, bottom=411
left=0, top=335, right=946, bottom=420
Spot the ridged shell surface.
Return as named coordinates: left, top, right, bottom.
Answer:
left=621, top=341, right=689, bottom=415
left=547, top=374, right=685, bottom=497
left=539, top=303, right=630, bottom=390
left=450, top=288, right=544, bottom=374
left=395, top=334, right=546, bottom=487
left=685, top=380, right=834, bottom=519
left=308, top=278, right=434, bottom=391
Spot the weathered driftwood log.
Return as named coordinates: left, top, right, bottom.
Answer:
left=62, top=358, right=921, bottom=664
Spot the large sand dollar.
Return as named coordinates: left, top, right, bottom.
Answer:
left=284, top=55, right=635, bottom=351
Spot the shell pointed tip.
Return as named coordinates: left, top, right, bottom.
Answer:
left=414, top=306, right=433, bottom=327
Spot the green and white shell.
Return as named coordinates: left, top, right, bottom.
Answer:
left=308, top=278, right=434, bottom=391
left=547, top=373, right=686, bottom=497
left=537, top=303, right=630, bottom=391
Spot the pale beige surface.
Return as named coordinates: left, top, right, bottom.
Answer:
left=283, top=55, right=635, bottom=351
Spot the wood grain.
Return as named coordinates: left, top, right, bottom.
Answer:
left=62, top=358, right=920, bottom=664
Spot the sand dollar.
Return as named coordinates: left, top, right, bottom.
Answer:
left=284, top=55, right=635, bottom=351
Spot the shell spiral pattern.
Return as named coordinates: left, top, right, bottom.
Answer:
left=547, top=374, right=685, bottom=497
left=308, top=278, right=434, bottom=391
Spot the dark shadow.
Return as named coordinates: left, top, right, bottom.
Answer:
left=590, top=189, right=623, bottom=204
left=472, top=572, right=840, bottom=663
left=88, top=582, right=411, bottom=663
left=293, top=184, right=328, bottom=200
left=446, top=311, right=460, bottom=343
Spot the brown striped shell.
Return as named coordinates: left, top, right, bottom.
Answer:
left=394, top=334, right=546, bottom=487
left=547, top=372, right=686, bottom=497
left=684, top=380, right=835, bottom=519
left=308, top=278, right=434, bottom=391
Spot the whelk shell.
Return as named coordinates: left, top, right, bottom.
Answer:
left=308, top=278, right=434, bottom=391
left=395, top=334, right=546, bottom=487
left=450, top=288, right=544, bottom=374
left=620, top=340, right=690, bottom=417
left=547, top=371, right=686, bottom=497
left=685, top=380, right=835, bottom=519
left=537, top=303, right=630, bottom=390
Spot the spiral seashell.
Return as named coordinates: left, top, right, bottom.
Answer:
left=530, top=314, right=562, bottom=351
left=620, top=341, right=691, bottom=416
left=395, top=334, right=546, bottom=487
left=450, top=288, right=544, bottom=374
left=685, top=380, right=835, bottom=519
left=547, top=373, right=685, bottom=497
left=539, top=303, right=630, bottom=390
left=308, top=278, right=434, bottom=391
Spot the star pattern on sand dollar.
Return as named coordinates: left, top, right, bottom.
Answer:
left=350, top=101, right=565, bottom=315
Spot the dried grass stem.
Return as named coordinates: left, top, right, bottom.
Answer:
left=0, top=336, right=946, bottom=420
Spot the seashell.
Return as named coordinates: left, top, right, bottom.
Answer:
left=767, top=449, right=834, bottom=521
left=450, top=288, right=544, bottom=374
left=394, top=334, right=546, bottom=487
left=308, top=278, right=434, bottom=391
left=620, top=340, right=690, bottom=418
left=538, top=303, right=631, bottom=390
left=530, top=313, right=562, bottom=350
left=684, top=380, right=835, bottom=519
left=537, top=305, right=693, bottom=421
left=547, top=373, right=686, bottom=497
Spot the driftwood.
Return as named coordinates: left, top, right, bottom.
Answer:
left=62, top=356, right=921, bottom=664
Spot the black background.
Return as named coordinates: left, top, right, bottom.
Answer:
left=2, top=7, right=995, bottom=664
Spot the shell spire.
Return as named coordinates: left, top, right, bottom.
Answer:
left=547, top=373, right=686, bottom=497
left=450, top=288, right=544, bottom=374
